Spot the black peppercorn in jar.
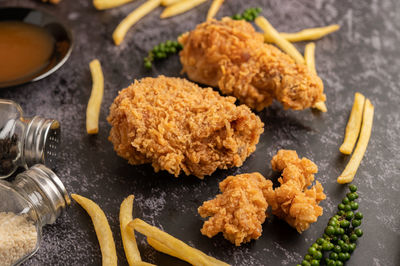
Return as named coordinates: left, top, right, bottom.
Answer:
left=0, top=99, right=60, bottom=179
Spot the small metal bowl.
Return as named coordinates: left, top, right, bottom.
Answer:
left=0, top=7, right=73, bottom=88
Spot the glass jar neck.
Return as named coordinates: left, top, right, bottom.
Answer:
left=22, top=116, right=60, bottom=169
left=12, top=164, right=70, bottom=227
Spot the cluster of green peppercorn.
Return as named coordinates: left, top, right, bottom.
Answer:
left=144, top=40, right=183, bottom=69
left=231, top=7, right=262, bottom=22
left=298, top=185, right=363, bottom=266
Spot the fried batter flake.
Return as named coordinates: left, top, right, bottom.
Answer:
left=179, top=18, right=325, bottom=111
left=107, top=76, right=264, bottom=178
left=198, top=173, right=273, bottom=246
left=264, top=150, right=326, bottom=233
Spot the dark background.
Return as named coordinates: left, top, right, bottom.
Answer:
left=1, top=0, right=399, bottom=265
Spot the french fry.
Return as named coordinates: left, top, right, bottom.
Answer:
left=339, top=93, right=366, bottom=154
left=304, top=42, right=316, bottom=75
left=160, top=0, right=208, bottom=19
left=255, top=16, right=305, bottom=65
left=264, top=24, right=340, bottom=43
left=93, top=0, right=135, bottom=10
left=206, top=0, right=224, bottom=20
left=304, top=42, right=327, bottom=112
left=161, top=0, right=183, bottom=6
left=113, top=0, right=161, bottom=46
left=337, top=99, right=374, bottom=184
left=129, top=219, right=229, bottom=265
left=147, top=237, right=226, bottom=265
left=120, top=195, right=142, bottom=265
left=71, top=194, right=117, bottom=266
left=86, top=59, right=104, bottom=134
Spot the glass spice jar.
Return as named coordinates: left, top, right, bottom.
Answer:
left=0, top=164, right=70, bottom=266
left=0, top=99, right=60, bottom=179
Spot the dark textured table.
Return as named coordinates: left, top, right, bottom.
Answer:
left=1, top=0, right=399, bottom=265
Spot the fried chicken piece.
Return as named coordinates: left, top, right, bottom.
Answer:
left=107, top=76, right=264, bottom=178
left=179, top=18, right=325, bottom=111
left=263, top=150, right=326, bottom=233
left=198, top=173, right=273, bottom=246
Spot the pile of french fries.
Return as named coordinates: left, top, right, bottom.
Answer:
left=72, top=193, right=229, bottom=265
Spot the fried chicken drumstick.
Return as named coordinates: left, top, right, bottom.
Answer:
left=107, top=76, right=264, bottom=178
left=179, top=18, right=325, bottom=111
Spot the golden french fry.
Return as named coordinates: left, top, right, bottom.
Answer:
left=206, top=0, right=224, bottom=20
left=161, top=0, right=183, bottom=6
left=129, top=219, right=229, bottom=266
left=255, top=16, right=305, bottom=65
left=337, top=99, right=374, bottom=184
left=160, top=0, right=207, bottom=19
left=304, top=42, right=316, bottom=75
left=339, top=93, right=366, bottom=154
left=264, top=24, right=340, bottom=43
left=93, top=0, right=135, bottom=10
left=120, top=195, right=142, bottom=265
left=71, top=194, right=117, bottom=266
left=113, top=0, right=161, bottom=45
left=147, top=237, right=226, bottom=265
left=86, top=59, right=104, bottom=134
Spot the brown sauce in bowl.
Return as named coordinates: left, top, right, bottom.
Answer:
left=0, top=21, right=55, bottom=84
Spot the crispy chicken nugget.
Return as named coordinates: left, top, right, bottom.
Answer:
left=107, top=76, right=264, bottom=178
left=264, top=150, right=326, bottom=233
left=198, top=173, right=273, bottom=246
left=179, top=18, right=325, bottom=111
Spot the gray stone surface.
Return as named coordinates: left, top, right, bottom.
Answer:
left=1, top=0, right=399, bottom=265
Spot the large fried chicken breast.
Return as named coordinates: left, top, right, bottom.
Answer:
left=198, top=173, right=273, bottom=246
left=264, top=150, right=326, bottom=233
left=179, top=18, right=325, bottom=111
left=107, top=76, right=264, bottom=178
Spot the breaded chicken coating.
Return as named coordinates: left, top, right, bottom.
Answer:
left=198, top=173, right=273, bottom=246
left=179, top=18, right=325, bottom=111
left=264, top=150, right=326, bottom=233
left=107, top=76, right=264, bottom=178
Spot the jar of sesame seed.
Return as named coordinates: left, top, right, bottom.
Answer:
left=0, top=99, right=60, bottom=179
left=0, top=164, right=70, bottom=266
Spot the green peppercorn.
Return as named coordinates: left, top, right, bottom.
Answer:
left=341, top=243, right=349, bottom=252
left=322, top=242, right=332, bottom=251
left=305, top=254, right=312, bottom=261
left=350, top=202, right=359, bottom=210
left=340, top=220, right=350, bottom=228
left=311, top=243, right=319, bottom=249
left=327, top=260, right=336, bottom=266
left=316, top=238, right=325, bottom=245
left=352, top=219, right=361, bottom=227
left=308, top=247, right=317, bottom=255
left=335, top=261, right=343, bottom=266
left=354, top=212, right=363, bottom=220
left=310, top=259, right=320, bottom=266
left=313, top=251, right=322, bottom=260
left=342, top=235, right=350, bottom=242
left=337, top=240, right=344, bottom=246
left=144, top=60, right=152, bottom=69
left=337, top=210, right=345, bottom=216
left=344, top=204, right=352, bottom=212
left=325, top=226, right=335, bottom=235
left=342, top=197, right=350, bottom=204
left=232, top=14, right=242, bottom=20
left=329, top=220, right=337, bottom=227
left=350, top=234, right=358, bottom=242
left=345, top=211, right=354, bottom=220
left=354, top=228, right=363, bottom=237
left=329, top=252, right=338, bottom=260
left=347, top=192, right=358, bottom=201
left=333, top=245, right=341, bottom=253
left=338, top=252, right=347, bottom=261
left=338, top=203, right=345, bottom=210
left=349, top=184, right=357, bottom=192
left=348, top=243, right=356, bottom=253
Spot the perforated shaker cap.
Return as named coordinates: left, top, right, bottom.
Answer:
left=24, top=116, right=60, bottom=169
